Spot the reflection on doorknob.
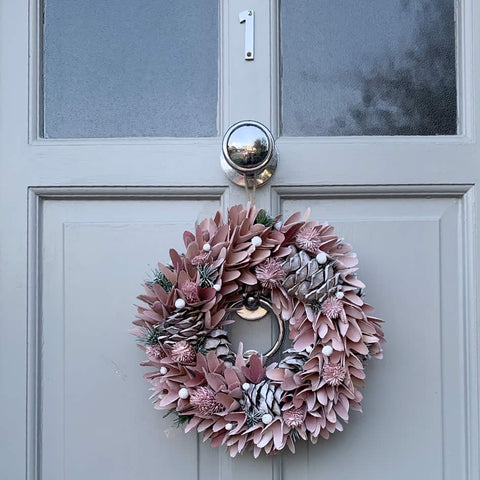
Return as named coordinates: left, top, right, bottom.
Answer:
left=221, top=120, right=277, bottom=187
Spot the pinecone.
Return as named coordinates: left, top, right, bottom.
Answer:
left=157, top=309, right=207, bottom=346
left=171, top=340, right=197, bottom=364
left=282, top=246, right=342, bottom=303
left=278, top=348, right=309, bottom=372
left=242, top=380, right=283, bottom=425
left=202, top=329, right=234, bottom=362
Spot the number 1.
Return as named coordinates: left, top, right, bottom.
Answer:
left=239, top=10, right=254, bottom=61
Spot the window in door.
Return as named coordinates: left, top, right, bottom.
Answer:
left=281, top=0, right=457, bottom=136
left=42, top=0, right=219, bottom=138
left=41, top=0, right=457, bottom=139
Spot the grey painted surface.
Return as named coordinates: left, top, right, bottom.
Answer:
left=43, top=0, right=218, bottom=138
left=281, top=0, right=457, bottom=136
left=1, top=1, right=479, bottom=479
left=40, top=197, right=223, bottom=479
left=35, top=191, right=468, bottom=478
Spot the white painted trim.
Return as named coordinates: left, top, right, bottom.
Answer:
left=26, top=188, right=41, bottom=480
left=271, top=184, right=475, bottom=202
left=457, top=0, right=475, bottom=140
left=269, top=0, right=280, bottom=138
left=28, top=0, right=41, bottom=144
left=30, top=137, right=221, bottom=147
left=276, top=135, right=473, bottom=145
left=461, top=186, right=479, bottom=478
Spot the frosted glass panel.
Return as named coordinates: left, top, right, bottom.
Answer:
left=281, top=0, right=457, bottom=136
left=43, top=0, right=218, bottom=138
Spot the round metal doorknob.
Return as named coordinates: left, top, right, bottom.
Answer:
left=221, top=120, right=277, bottom=187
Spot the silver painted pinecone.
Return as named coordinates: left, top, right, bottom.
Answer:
left=202, top=329, right=234, bottom=362
left=157, top=309, right=207, bottom=346
left=242, top=380, right=283, bottom=425
left=278, top=348, right=309, bottom=372
left=282, top=246, right=342, bottom=303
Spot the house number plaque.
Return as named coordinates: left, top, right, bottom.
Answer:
left=239, top=9, right=254, bottom=60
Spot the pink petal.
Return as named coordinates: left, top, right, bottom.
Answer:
left=238, top=270, right=258, bottom=285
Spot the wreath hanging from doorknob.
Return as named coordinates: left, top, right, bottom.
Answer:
left=131, top=204, right=385, bottom=457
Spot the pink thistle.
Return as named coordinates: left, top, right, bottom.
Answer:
left=190, top=386, right=225, bottom=416
left=145, top=344, right=166, bottom=362
left=322, top=363, right=346, bottom=386
left=283, top=407, right=306, bottom=428
left=191, top=251, right=210, bottom=266
left=170, top=341, right=196, bottom=365
left=295, top=226, right=323, bottom=255
left=182, top=280, right=200, bottom=304
left=255, top=258, right=286, bottom=289
left=321, top=297, right=345, bottom=320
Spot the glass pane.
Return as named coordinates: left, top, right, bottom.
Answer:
left=43, top=0, right=218, bottom=138
left=281, top=0, right=457, bottom=136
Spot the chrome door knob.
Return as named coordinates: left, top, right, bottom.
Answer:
left=221, top=120, right=277, bottom=187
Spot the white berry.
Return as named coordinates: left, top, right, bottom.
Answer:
left=242, top=382, right=251, bottom=391
left=160, top=367, right=167, bottom=375
left=178, top=388, right=189, bottom=399
left=322, top=345, right=333, bottom=357
left=203, top=243, right=211, bottom=252
left=335, top=291, right=345, bottom=299
left=225, top=423, right=233, bottom=431
left=274, top=221, right=283, bottom=230
left=305, top=345, right=313, bottom=354
left=251, top=236, right=262, bottom=247
left=316, top=252, right=327, bottom=264
left=213, top=284, right=221, bottom=292
left=262, top=413, right=273, bottom=424
left=175, top=298, right=186, bottom=309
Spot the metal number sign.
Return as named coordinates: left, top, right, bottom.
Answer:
left=239, top=10, right=254, bottom=60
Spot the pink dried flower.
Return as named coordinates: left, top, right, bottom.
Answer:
left=171, top=341, right=196, bottom=365
left=182, top=280, right=200, bottom=304
left=255, top=258, right=286, bottom=289
left=295, top=226, right=323, bottom=255
left=145, top=344, right=165, bottom=362
left=283, top=407, right=306, bottom=428
left=191, top=251, right=210, bottom=266
left=321, top=297, right=344, bottom=320
left=190, top=386, right=224, bottom=416
left=322, top=363, right=346, bottom=386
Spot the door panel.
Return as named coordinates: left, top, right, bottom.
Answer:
left=35, top=190, right=226, bottom=479
left=277, top=187, right=469, bottom=479
left=1, top=0, right=479, bottom=479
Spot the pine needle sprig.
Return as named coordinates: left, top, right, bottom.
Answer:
left=136, top=326, right=160, bottom=346
left=289, top=429, right=300, bottom=443
left=193, top=338, right=207, bottom=354
left=255, top=210, right=276, bottom=228
left=198, top=264, right=218, bottom=288
left=173, top=412, right=192, bottom=428
left=164, top=409, right=192, bottom=428
left=147, top=268, right=173, bottom=292
left=244, top=406, right=263, bottom=428
left=309, top=300, right=323, bottom=313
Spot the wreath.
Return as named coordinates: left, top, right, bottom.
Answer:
left=131, top=204, right=385, bottom=457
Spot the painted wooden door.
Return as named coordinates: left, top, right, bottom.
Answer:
left=1, top=1, right=478, bottom=479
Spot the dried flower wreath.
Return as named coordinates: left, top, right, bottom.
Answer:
left=131, top=204, right=385, bottom=457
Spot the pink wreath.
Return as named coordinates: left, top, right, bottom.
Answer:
left=131, top=204, right=385, bottom=457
